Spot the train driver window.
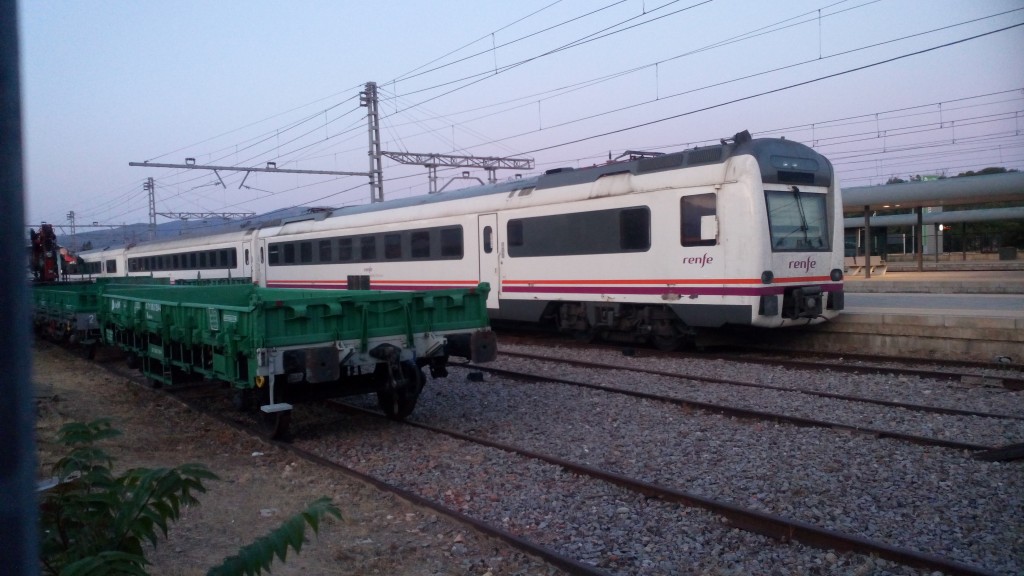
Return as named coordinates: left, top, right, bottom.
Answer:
left=681, top=193, right=717, bottom=247
left=483, top=226, right=493, bottom=254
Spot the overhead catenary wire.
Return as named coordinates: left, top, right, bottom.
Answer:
left=57, top=3, right=1024, bottom=227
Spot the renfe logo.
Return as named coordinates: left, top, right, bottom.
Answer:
left=789, top=257, right=817, bottom=270
left=682, top=253, right=713, bottom=267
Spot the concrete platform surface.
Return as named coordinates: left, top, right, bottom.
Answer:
left=844, top=270, right=1024, bottom=295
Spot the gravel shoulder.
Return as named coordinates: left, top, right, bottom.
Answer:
left=32, top=343, right=563, bottom=576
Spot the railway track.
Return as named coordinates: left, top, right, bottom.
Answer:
left=495, top=331, right=1024, bottom=390
left=329, top=402, right=997, bottom=576
left=88, top=347, right=1022, bottom=575
left=464, top=349, right=1024, bottom=454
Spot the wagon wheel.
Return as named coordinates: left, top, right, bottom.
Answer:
left=376, top=361, right=424, bottom=420
left=262, top=409, right=292, bottom=441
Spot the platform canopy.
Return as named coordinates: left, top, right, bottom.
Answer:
left=842, top=172, right=1024, bottom=211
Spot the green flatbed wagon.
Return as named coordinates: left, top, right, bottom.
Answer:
left=100, top=283, right=496, bottom=437
left=31, top=278, right=169, bottom=358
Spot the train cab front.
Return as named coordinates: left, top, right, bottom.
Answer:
left=757, top=267, right=844, bottom=325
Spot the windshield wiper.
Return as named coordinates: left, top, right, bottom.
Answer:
left=792, top=186, right=810, bottom=245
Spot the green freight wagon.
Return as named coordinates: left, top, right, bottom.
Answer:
left=31, top=277, right=169, bottom=358
left=100, top=282, right=496, bottom=438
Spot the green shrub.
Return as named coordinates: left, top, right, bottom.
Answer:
left=39, top=419, right=341, bottom=576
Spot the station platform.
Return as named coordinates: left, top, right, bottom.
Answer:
left=759, top=269, right=1024, bottom=365
left=844, top=270, right=1024, bottom=296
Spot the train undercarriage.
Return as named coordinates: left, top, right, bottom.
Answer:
left=549, top=302, right=693, bottom=351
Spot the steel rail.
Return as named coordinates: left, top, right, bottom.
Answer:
left=499, top=350, right=1024, bottom=421
left=465, top=363, right=996, bottom=452
left=496, top=331, right=1024, bottom=389
left=702, top=349, right=1024, bottom=391
left=86, top=348, right=605, bottom=576
left=334, top=402, right=999, bottom=576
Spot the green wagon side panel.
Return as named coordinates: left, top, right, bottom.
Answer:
left=100, top=283, right=492, bottom=354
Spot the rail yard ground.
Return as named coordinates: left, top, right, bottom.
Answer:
left=32, top=343, right=562, bottom=576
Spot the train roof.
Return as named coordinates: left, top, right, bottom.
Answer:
left=77, top=132, right=829, bottom=253
left=292, top=131, right=828, bottom=225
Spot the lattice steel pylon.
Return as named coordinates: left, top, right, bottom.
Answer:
left=360, top=82, right=384, bottom=203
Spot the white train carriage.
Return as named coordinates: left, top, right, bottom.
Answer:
left=71, top=229, right=258, bottom=284
left=69, top=246, right=126, bottom=278
left=257, top=130, right=845, bottom=347
left=122, top=229, right=257, bottom=283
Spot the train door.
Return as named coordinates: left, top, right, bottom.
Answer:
left=242, top=240, right=253, bottom=281
left=478, top=214, right=500, bottom=309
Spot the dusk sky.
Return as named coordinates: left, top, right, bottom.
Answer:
left=18, top=0, right=1024, bottom=232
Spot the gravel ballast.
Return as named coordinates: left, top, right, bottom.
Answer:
left=317, top=344, right=1023, bottom=575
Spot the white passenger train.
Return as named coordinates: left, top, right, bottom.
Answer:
left=71, top=130, right=845, bottom=348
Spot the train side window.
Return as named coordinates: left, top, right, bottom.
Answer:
left=189, top=253, right=197, bottom=268
left=360, top=237, right=376, bottom=261
left=507, top=221, right=523, bottom=247
left=483, top=226, right=493, bottom=254
left=284, top=243, right=296, bottom=264
left=172, top=254, right=180, bottom=269
left=106, top=259, right=117, bottom=274
left=318, top=240, right=331, bottom=263
left=411, top=231, right=430, bottom=258
left=620, top=208, right=650, bottom=250
left=440, top=227, right=463, bottom=259
left=338, top=238, right=353, bottom=261
left=228, top=249, right=237, bottom=267
left=681, top=193, right=717, bottom=247
left=267, top=246, right=278, bottom=265
left=299, top=242, right=313, bottom=264
left=385, top=233, right=402, bottom=260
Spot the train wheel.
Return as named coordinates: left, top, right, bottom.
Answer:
left=262, top=409, right=292, bottom=440
left=377, top=361, right=424, bottom=420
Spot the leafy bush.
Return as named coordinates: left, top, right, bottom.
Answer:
left=39, top=419, right=341, bottom=576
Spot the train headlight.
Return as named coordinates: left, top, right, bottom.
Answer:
left=830, top=268, right=843, bottom=282
left=761, top=271, right=774, bottom=284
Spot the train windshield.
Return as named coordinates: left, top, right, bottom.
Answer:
left=765, top=188, right=830, bottom=252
